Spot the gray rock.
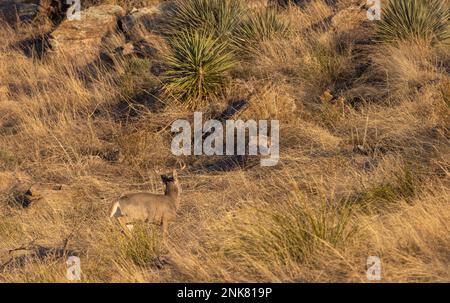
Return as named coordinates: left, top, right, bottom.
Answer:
left=49, top=4, right=125, bottom=66
left=0, top=0, right=42, bottom=24
left=120, top=4, right=166, bottom=36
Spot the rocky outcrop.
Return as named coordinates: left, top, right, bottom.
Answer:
left=118, top=5, right=169, bottom=59
left=120, top=6, right=163, bottom=36
left=0, top=0, right=42, bottom=25
left=0, top=0, right=70, bottom=26
left=49, top=5, right=125, bottom=66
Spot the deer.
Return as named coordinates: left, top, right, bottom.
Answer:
left=109, top=163, right=185, bottom=240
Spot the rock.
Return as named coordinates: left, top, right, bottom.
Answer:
left=0, top=0, right=62, bottom=25
left=16, top=182, right=68, bottom=208
left=120, top=5, right=163, bottom=36
left=132, top=33, right=168, bottom=58
left=26, top=182, right=63, bottom=198
left=0, top=0, right=42, bottom=25
left=49, top=5, right=125, bottom=66
left=118, top=42, right=135, bottom=56
left=0, top=171, right=31, bottom=194
left=119, top=5, right=170, bottom=59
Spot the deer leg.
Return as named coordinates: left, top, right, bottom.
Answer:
left=117, top=217, right=132, bottom=238
left=162, top=219, right=168, bottom=243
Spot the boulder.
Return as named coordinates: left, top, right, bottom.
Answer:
left=0, top=0, right=65, bottom=25
left=0, top=172, right=31, bottom=207
left=120, top=5, right=163, bottom=36
left=119, top=5, right=170, bottom=59
left=49, top=5, right=125, bottom=66
left=0, top=0, right=42, bottom=25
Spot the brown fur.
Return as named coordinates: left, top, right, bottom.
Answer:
left=109, top=170, right=181, bottom=239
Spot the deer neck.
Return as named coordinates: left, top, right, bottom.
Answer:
left=165, top=182, right=181, bottom=209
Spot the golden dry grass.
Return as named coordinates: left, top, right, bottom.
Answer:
left=0, top=0, right=449, bottom=282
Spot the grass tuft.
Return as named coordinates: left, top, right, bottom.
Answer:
left=236, top=8, right=288, bottom=49
left=221, top=189, right=357, bottom=266
left=118, top=224, right=163, bottom=267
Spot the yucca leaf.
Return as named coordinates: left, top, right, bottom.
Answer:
left=376, top=0, right=450, bottom=45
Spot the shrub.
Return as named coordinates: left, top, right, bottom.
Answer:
left=221, top=191, right=357, bottom=265
left=355, top=168, right=418, bottom=212
left=376, top=0, right=450, bottom=45
left=163, top=31, right=235, bottom=108
left=0, top=149, right=17, bottom=169
left=165, top=0, right=244, bottom=41
left=268, top=196, right=356, bottom=262
left=118, top=224, right=163, bottom=267
left=119, top=57, right=160, bottom=99
left=311, top=43, right=348, bottom=82
left=236, top=8, right=288, bottom=47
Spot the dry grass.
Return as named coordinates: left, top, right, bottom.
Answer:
left=0, top=0, right=449, bottom=282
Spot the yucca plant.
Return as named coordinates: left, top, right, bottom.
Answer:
left=236, top=8, right=288, bottom=47
left=165, top=0, right=244, bottom=41
left=376, top=0, right=450, bottom=45
left=163, top=31, right=236, bottom=108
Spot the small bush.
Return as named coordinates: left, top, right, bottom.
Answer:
left=118, top=224, right=163, bottom=267
left=356, top=168, right=418, bottom=212
left=163, top=31, right=235, bottom=108
left=270, top=196, right=356, bottom=262
left=311, top=43, right=348, bottom=82
left=0, top=149, right=17, bottom=169
left=236, top=9, right=288, bottom=48
left=222, top=191, right=357, bottom=265
left=376, top=0, right=450, bottom=45
left=119, top=57, right=160, bottom=99
left=297, top=40, right=351, bottom=93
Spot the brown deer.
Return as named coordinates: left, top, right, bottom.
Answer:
left=109, top=164, right=185, bottom=239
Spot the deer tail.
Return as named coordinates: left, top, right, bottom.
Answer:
left=109, top=201, right=120, bottom=217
